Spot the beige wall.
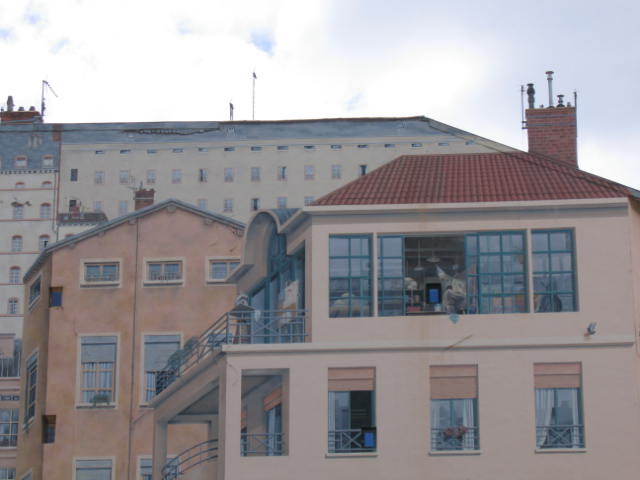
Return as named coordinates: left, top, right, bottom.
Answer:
left=17, top=206, right=242, bottom=480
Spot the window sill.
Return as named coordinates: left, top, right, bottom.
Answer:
left=143, top=281, right=184, bottom=287
left=535, top=448, right=586, bottom=454
left=76, top=404, right=117, bottom=410
left=429, top=450, right=482, bottom=456
left=80, top=282, right=120, bottom=288
left=325, top=452, right=377, bottom=458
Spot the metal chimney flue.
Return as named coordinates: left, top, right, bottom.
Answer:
left=557, top=94, right=565, bottom=107
left=546, top=70, right=554, bottom=108
left=526, top=83, right=535, bottom=109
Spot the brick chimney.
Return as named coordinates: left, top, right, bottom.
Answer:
left=134, top=187, right=155, bottom=210
left=526, top=106, right=577, bottom=167
left=1, top=96, right=41, bottom=124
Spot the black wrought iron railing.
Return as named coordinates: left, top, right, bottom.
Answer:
left=154, top=309, right=306, bottom=395
left=241, top=433, right=286, bottom=456
left=431, top=426, right=479, bottom=451
left=162, top=439, right=218, bottom=480
left=536, top=425, right=584, bottom=449
left=328, top=428, right=377, bottom=453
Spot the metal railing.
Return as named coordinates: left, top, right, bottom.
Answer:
left=155, top=309, right=306, bottom=395
left=85, top=273, right=118, bottom=282
left=328, top=428, right=376, bottom=453
left=162, top=439, right=218, bottom=480
left=241, top=433, right=285, bottom=456
left=536, top=425, right=584, bottom=449
left=431, top=426, right=479, bottom=451
left=149, top=272, right=182, bottom=281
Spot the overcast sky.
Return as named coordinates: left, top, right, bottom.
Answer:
left=1, top=0, right=638, bottom=189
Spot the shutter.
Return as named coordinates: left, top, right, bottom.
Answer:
left=139, top=458, right=152, bottom=477
left=328, top=367, right=375, bottom=391
left=534, top=363, right=581, bottom=389
left=144, top=335, right=181, bottom=371
left=76, top=460, right=112, bottom=480
left=430, top=365, right=478, bottom=399
left=263, top=387, right=282, bottom=411
left=81, top=337, right=117, bottom=363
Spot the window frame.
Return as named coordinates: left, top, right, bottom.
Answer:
left=224, top=167, right=234, bottom=183
left=329, top=235, right=372, bottom=318
left=73, top=458, right=114, bottom=480
left=80, top=259, right=121, bottom=287
left=39, top=203, right=51, bottom=219
left=144, top=258, right=185, bottom=286
left=77, top=336, right=119, bottom=407
left=7, top=298, right=19, bottom=315
left=146, top=170, right=156, bottom=185
left=38, top=235, right=50, bottom=251
left=9, top=267, right=20, bottom=284
left=171, top=169, right=182, bottom=184
left=28, top=275, right=41, bottom=309
left=94, top=170, right=105, bottom=185
left=23, top=351, right=37, bottom=427
left=223, top=198, right=233, bottom=213
left=206, top=257, right=240, bottom=283
left=0, top=408, right=18, bottom=447
left=141, top=333, right=181, bottom=404
left=304, top=165, right=315, bottom=180
left=12, top=205, right=24, bottom=220
left=119, top=170, right=130, bottom=185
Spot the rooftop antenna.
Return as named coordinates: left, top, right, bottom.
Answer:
left=229, top=102, right=234, bottom=121
left=252, top=71, right=257, bottom=120
left=545, top=71, right=554, bottom=108
left=41, top=80, right=58, bottom=119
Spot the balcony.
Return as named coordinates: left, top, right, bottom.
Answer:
left=431, top=426, right=479, bottom=451
left=536, top=425, right=584, bottom=449
left=241, top=433, right=286, bottom=456
left=162, top=439, right=218, bottom=480
left=155, top=309, right=306, bottom=395
left=328, top=428, right=376, bottom=453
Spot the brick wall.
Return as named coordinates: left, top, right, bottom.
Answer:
left=526, top=107, right=577, bottom=167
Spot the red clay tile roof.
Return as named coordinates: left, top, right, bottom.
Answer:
left=312, top=152, right=633, bottom=206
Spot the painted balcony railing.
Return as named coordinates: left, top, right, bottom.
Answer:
left=536, top=425, right=584, bottom=449
left=162, top=439, right=218, bottom=480
left=431, top=426, right=479, bottom=451
left=241, top=433, right=286, bottom=456
left=154, top=309, right=306, bottom=395
left=328, top=428, right=377, bottom=453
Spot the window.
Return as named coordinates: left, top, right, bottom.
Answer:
left=359, top=165, right=367, bottom=176
left=42, top=155, right=54, bottom=167
left=534, top=363, right=583, bottom=449
left=384, top=143, right=396, bottom=148
left=224, top=146, right=235, bottom=152
left=331, top=164, right=341, bottom=179
left=144, top=335, right=180, bottom=401
left=277, top=145, right=288, bottom=151
left=251, top=146, right=262, bottom=152
left=84, top=262, right=119, bottom=285
left=14, top=182, right=24, bottom=189
left=224, top=168, right=234, bottom=182
left=40, top=203, right=51, bottom=219
left=328, top=368, right=376, bottom=453
left=430, top=365, right=479, bottom=451
left=250, top=198, right=260, bottom=211
left=50, top=287, right=62, bottom=307
left=277, top=197, right=287, bottom=209
left=197, top=199, right=207, bottom=210
left=14, top=156, right=26, bottom=168
left=277, top=166, right=287, bottom=181
left=94, top=171, right=105, bottom=185
left=198, top=168, right=208, bottom=182
left=329, top=236, right=371, bottom=317
left=0, top=409, right=18, bottom=446
left=198, top=147, right=208, bottom=153
left=357, top=144, right=368, bottom=149
left=172, top=148, right=183, bottom=153
left=139, top=458, right=152, bottom=480
left=146, top=170, right=156, bottom=185
left=251, top=167, right=261, bottom=182
left=41, top=181, right=52, bottom=188
left=75, top=460, right=112, bottom=480
left=209, top=259, right=240, bottom=281
left=93, top=201, right=103, bottom=212
left=24, top=353, right=37, bottom=424
left=172, top=169, right=182, bottom=184
left=95, top=150, right=105, bottom=155
left=69, top=199, right=77, bottom=209
left=223, top=198, right=233, bottom=213
left=12, top=205, right=24, bottom=220
left=7, top=298, right=18, bottom=315
left=304, top=145, right=315, bottom=150
left=331, top=144, right=342, bottom=150
left=38, top=235, right=49, bottom=251
left=120, top=149, right=131, bottom=154
left=29, top=277, right=41, bottom=305
left=42, top=415, right=55, bottom=443
left=146, top=261, right=182, bottom=283
left=9, top=267, right=20, bottom=284
left=532, top=230, right=576, bottom=312
left=11, top=236, right=22, bottom=252
left=118, top=201, right=128, bottom=216
left=119, top=170, right=130, bottom=184
left=70, top=168, right=78, bottom=181
left=0, top=468, right=15, bottom=480
left=147, top=149, right=157, bottom=154
left=411, top=142, right=423, bottom=148
left=304, top=196, right=314, bottom=206
left=304, top=165, right=315, bottom=180
left=80, top=336, right=117, bottom=404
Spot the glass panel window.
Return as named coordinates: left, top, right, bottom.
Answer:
left=378, top=237, right=404, bottom=316
left=7, top=298, right=19, bottom=314
left=84, top=263, right=119, bottom=283
left=38, top=235, right=49, bottom=251
left=147, top=262, right=182, bottom=282
left=431, top=399, right=478, bottom=451
left=304, top=165, right=315, bottom=180
left=209, top=260, right=240, bottom=281
left=0, top=409, right=18, bottom=447
left=11, top=236, right=22, bottom=252
left=144, top=335, right=180, bottom=401
left=14, top=182, right=24, bottom=189
left=29, top=277, right=41, bottom=305
left=535, top=388, right=583, bottom=449
left=146, top=170, right=156, bottom=185
left=14, top=157, right=27, bottom=168
left=70, top=168, right=78, bottom=181
left=251, top=167, right=261, bottom=182
left=251, top=198, right=260, bottom=211
left=359, top=165, right=367, bottom=176
left=42, top=155, right=54, bottom=167
left=118, top=201, right=128, bottom=216
left=304, top=196, right=314, bottom=206
left=198, top=168, right=208, bottom=182
left=119, top=170, right=130, bottom=184
left=223, top=198, right=233, bottom=213
left=9, top=267, right=20, bottom=284
left=532, top=230, right=576, bottom=312
left=94, top=171, right=105, bottom=185
left=172, top=169, right=182, bottom=184
left=277, top=166, right=287, bottom=181
left=224, top=168, right=234, bottom=182
left=0, top=468, right=15, bottom=480
left=40, top=203, right=51, bottom=219
left=24, top=353, right=37, bottom=424
left=12, top=205, right=23, bottom=220
left=76, top=459, right=112, bottom=480
left=328, top=390, right=376, bottom=453
left=277, top=197, right=287, bottom=209
left=329, top=235, right=371, bottom=317
left=80, top=336, right=117, bottom=404
left=331, top=164, right=342, bottom=179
